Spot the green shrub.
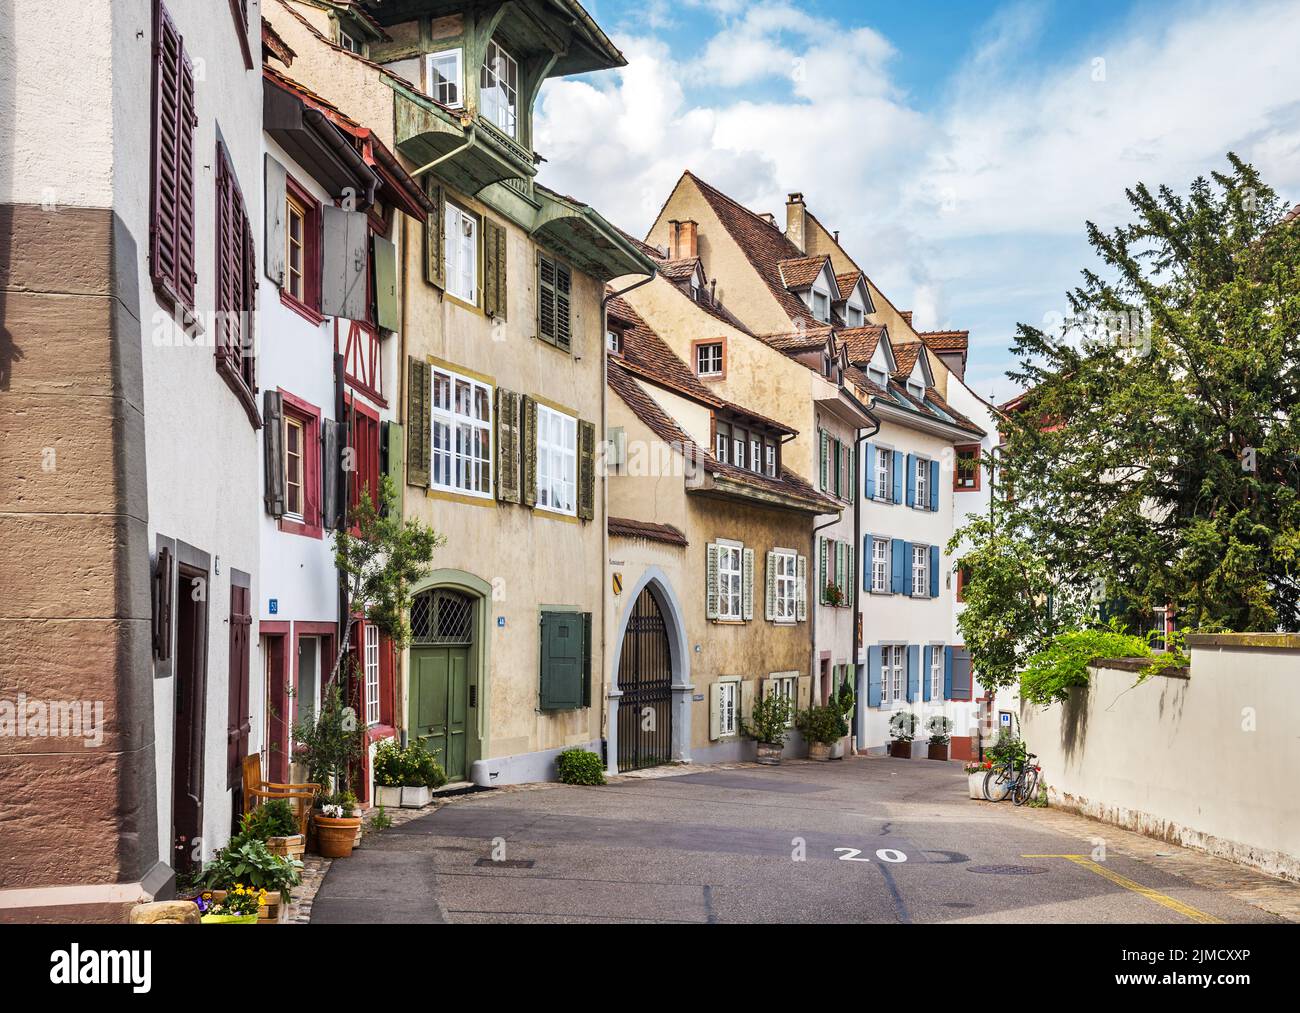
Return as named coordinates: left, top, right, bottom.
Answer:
left=742, top=693, right=793, bottom=746
left=795, top=705, right=846, bottom=745
left=403, top=739, right=448, bottom=789
left=370, top=805, right=393, bottom=831
left=1019, top=623, right=1187, bottom=705
left=239, top=798, right=299, bottom=840
left=986, top=730, right=1027, bottom=767
left=926, top=715, right=952, bottom=744
left=373, top=739, right=405, bottom=788
left=555, top=748, right=606, bottom=786
left=888, top=710, right=918, bottom=742
left=202, top=836, right=302, bottom=896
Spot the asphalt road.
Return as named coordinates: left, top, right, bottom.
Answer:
left=310, top=757, right=1291, bottom=924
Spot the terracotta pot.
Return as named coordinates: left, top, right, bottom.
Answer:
left=313, top=814, right=362, bottom=858
left=808, top=742, right=832, bottom=762
left=266, top=835, right=305, bottom=860
left=755, top=742, right=783, bottom=765
left=928, top=741, right=950, bottom=761
left=890, top=739, right=913, bottom=759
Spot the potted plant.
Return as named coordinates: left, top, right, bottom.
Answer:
left=964, top=760, right=992, bottom=799
left=240, top=798, right=305, bottom=860
left=372, top=739, right=404, bottom=810
left=196, top=885, right=265, bottom=925
left=926, top=716, right=952, bottom=761
left=314, top=791, right=363, bottom=858
left=401, top=739, right=447, bottom=808
left=888, top=711, right=917, bottom=758
left=832, top=678, right=855, bottom=758
left=823, top=582, right=846, bottom=607
left=200, top=834, right=302, bottom=924
left=795, top=705, right=847, bottom=761
left=742, top=692, right=793, bottom=764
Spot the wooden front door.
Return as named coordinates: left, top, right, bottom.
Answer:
left=171, top=563, right=208, bottom=875
left=411, top=646, right=469, bottom=783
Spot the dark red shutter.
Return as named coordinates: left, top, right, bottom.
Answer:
left=150, top=2, right=196, bottom=310
left=226, top=584, right=252, bottom=789
left=215, top=141, right=256, bottom=390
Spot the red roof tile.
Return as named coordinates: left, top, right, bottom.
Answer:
left=891, top=341, right=923, bottom=380
left=838, top=325, right=886, bottom=366
left=777, top=255, right=832, bottom=291
left=918, top=330, right=969, bottom=354
left=608, top=517, right=688, bottom=547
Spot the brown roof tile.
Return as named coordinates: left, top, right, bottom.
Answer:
left=918, top=330, right=969, bottom=353
left=608, top=517, right=689, bottom=547
left=777, top=255, right=831, bottom=291
left=901, top=310, right=913, bottom=326
left=659, top=257, right=701, bottom=282
left=835, top=271, right=863, bottom=299
left=891, top=341, right=923, bottom=380
left=838, top=325, right=886, bottom=367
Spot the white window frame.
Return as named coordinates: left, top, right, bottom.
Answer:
left=811, top=288, right=830, bottom=322
left=364, top=623, right=380, bottom=727
left=717, top=677, right=740, bottom=738
left=882, top=644, right=905, bottom=708
left=765, top=444, right=777, bottom=478
left=908, top=380, right=924, bottom=399
left=606, top=328, right=622, bottom=354
left=480, top=38, right=519, bottom=137
left=337, top=27, right=363, bottom=55
left=912, top=543, right=929, bottom=597
left=536, top=404, right=577, bottom=516
left=431, top=366, right=493, bottom=499
left=697, top=342, right=723, bottom=377
left=845, top=299, right=865, bottom=327
left=717, top=541, right=743, bottom=621
left=915, top=455, right=930, bottom=510
left=930, top=644, right=943, bottom=702
left=1150, top=608, right=1169, bottom=652
left=875, top=446, right=893, bottom=502
left=871, top=537, right=890, bottom=594
left=284, top=413, right=305, bottom=522
left=444, top=200, right=478, bottom=305
left=772, top=549, right=798, bottom=623
left=869, top=366, right=887, bottom=387
left=425, top=48, right=464, bottom=109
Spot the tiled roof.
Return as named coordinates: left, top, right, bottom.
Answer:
left=608, top=517, right=689, bottom=547
left=659, top=257, right=701, bottom=282
left=891, top=341, right=923, bottom=380
left=1284, top=203, right=1299, bottom=225
left=608, top=363, right=835, bottom=511
left=835, top=271, right=863, bottom=299
left=757, top=327, right=834, bottom=355
left=262, top=17, right=296, bottom=65
left=921, top=386, right=985, bottom=437
left=683, top=171, right=823, bottom=327
left=901, top=310, right=913, bottom=326
left=918, top=330, right=969, bottom=353
left=777, top=255, right=830, bottom=291
left=838, top=325, right=886, bottom=366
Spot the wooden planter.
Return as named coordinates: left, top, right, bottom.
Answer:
left=313, top=814, right=362, bottom=858
left=208, top=889, right=285, bottom=924
left=808, top=742, right=832, bottom=762
left=890, top=739, right=913, bottom=759
left=755, top=742, right=782, bottom=765
left=928, top=741, right=950, bottom=761
left=266, top=835, right=305, bottom=860
left=376, top=786, right=402, bottom=809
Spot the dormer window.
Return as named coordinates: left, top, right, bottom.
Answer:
left=481, top=39, right=519, bottom=138
left=907, top=381, right=924, bottom=399
left=337, top=27, right=364, bottom=56
left=811, top=288, right=830, bottom=322
left=426, top=49, right=463, bottom=109
left=869, top=367, right=887, bottom=387
left=845, top=301, right=864, bottom=327
left=606, top=327, right=623, bottom=355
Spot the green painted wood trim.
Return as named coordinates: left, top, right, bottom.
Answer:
left=1184, top=633, right=1300, bottom=651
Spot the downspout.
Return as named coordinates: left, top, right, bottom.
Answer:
left=600, top=267, right=657, bottom=771
left=408, top=126, right=475, bottom=179
left=852, top=410, right=881, bottom=746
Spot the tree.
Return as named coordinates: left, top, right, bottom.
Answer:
left=999, top=154, right=1300, bottom=632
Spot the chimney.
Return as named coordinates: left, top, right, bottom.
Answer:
left=759, top=212, right=776, bottom=227
left=786, top=192, right=807, bottom=252
left=669, top=219, right=698, bottom=260
left=667, top=220, right=680, bottom=258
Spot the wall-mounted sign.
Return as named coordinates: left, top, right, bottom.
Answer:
left=612, top=572, right=623, bottom=596
left=268, top=598, right=278, bottom=615
left=999, top=711, right=1013, bottom=728
left=497, top=616, right=506, bottom=628
left=692, top=694, right=705, bottom=702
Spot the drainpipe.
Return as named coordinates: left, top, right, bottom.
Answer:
left=600, top=268, right=657, bottom=774
left=408, top=127, right=475, bottom=179
left=852, top=412, right=881, bottom=745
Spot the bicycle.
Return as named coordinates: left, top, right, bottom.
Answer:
left=983, top=752, right=1040, bottom=805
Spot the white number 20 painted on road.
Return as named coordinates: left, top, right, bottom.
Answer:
left=834, top=847, right=908, bottom=863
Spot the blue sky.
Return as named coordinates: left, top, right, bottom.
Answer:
left=535, top=0, right=1300, bottom=401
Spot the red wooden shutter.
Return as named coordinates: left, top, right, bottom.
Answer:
left=226, top=584, right=252, bottom=789
left=215, top=141, right=256, bottom=391
left=150, top=2, right=196, bottom=310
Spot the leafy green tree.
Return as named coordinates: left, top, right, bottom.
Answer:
left=1000, top=154, right=1300, bottom=632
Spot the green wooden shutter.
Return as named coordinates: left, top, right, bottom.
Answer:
left=742, top=547, right=754, bottom=621
left=495, top=388, right=521, bottom=503
left=483, top=218, right=507, bottom=320
left=764, top=550, right=777, bottom=621
left=581, top=612, right=592, bottom=708
left=384, top=420, right=404, bottom=493
left=577, top=418, right=596, bottom=521
left=706, top=543, right=720, bottom=620
left=555, top=261, right=572, bottom=351
left=373, top=234, right=399, bottom=331
left=521, top=394, right=538, bottom=506
left=424, top=178, right=445, bottom=289
left=796, top=554, right=807, bottom=621
left=539, top=611, right=583, bottom=711
left=406, top=356, right=430, bottom=488
left=537, top=253, right=555, bottom=345
left=819, top=431, right=828, bottom=490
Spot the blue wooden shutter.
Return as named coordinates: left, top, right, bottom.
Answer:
left=892, top=450, right=904, bottom=503
left=862, top=534, right=872, bottom=591
left=891, top=539, right=906, bottom=594
left=867, top=646, right=882, bottom=707
left=943, top=646, right=953, bottom=699
left=922, top=645, right=932, bottom=702
left=929, top=459, right=940, bottom=511
left=905, top=453, right=916, bottom=507
left=864, top=444, right=875, bottom=499
left=906, top=645, right=919, bottom=702
left=929, top=545, right=940, bottom=598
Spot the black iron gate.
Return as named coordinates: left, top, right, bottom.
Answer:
left=617, top=587, right=673, bottom=771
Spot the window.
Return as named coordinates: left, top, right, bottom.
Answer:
left=930, top=646, right=943, bottom=702
left=606, top=328, right=623, bottom=355
left=845, top=302, right=864, bottom=327
left=426, top=49, right=462, bottom=107
left=765, top=443, right=777, bottom=478
left=697, top=342, right=724, bottom=377
left=364, top=623, right=380, bottom=726
left=871, top=537, right=890, bottom=594
left=908, top=380, right=924, bottom=399
left=915, top=456, right=929, bottom=510
left=811, top=288, right=830, bottom=322
left=215, top=141, right=257, bottom=413
left=1149, top=607, right=1169, bottom=652
left=537, top=253, right=572, bottom=350
left=714, top=679, right=739, bottom=738
left=282, top=180, right=321, bottom=313
left=286, top=194, right=306, bottom=301
left=444, top=201, right=478, bottom=304
left=869, top=367, right=887, bottom=387
left=536, top=405, right=577, bottom=515
left=284, top=415, right=305, bottom=521
left=717, top=543, right=743, bottom=620
left=882, top=645, right=905, bottom=706
left=150, top=1, right=197, bottom=315
left=912, top=544, right=929, bottom=597
left=338, top=27, right=363, bottom=55
left=715, top=424, right=729, bottom=464
left=874, top=447, right=892, bottom=502
left=772, top=550, right=798, bottom=622
left=767, top=673, right=797, bottom=724
left=431, top=367, right=492, bottom=498
left=346, top=399, right=381, bottom=518
left=955, top=444, right=981, bottom=490
left=480, top=39, right=519, bottom=137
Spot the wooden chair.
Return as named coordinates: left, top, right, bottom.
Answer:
left=242, top=754, right=320, bottom=836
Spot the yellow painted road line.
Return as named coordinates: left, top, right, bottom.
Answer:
left=1023, top=855, right=1223, bottom=924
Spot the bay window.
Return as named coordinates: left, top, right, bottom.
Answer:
left=480, top=39, right=518, bottom=137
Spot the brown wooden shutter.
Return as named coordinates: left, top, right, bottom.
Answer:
left=483, top=218, right=507, bottom=320
left=577, top=418, right=596, bottom=520
left=521, top=394, right=538, bottom=506
left=406, top=356, right=430, bottom=488
left=263, top=390, right=285, bottom=516
left=495, top=388, right=521, bottom=503
left=150, top=3, right=197, bottom=310
left=152, top=545, right=174, bottom=661
left=226, top=583, right=252, bottom=790
left=424, top=178, right=445, bottom=289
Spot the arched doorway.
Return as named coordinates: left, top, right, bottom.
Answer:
left=409, top=588, right=476, bottom=783
left=616, top=586, right=674, bottom=771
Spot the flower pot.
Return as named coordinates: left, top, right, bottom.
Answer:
left=830, top=737, right=848, bottom=760
left=313, top=813, right=362, bottom=858
left=208, top=890, right=285, bottom=924
left=967, top=771, right=986, bottom=799
left=808, top=742, right=832, bottom=762
left=755, top=742, right=783, bottom=765
left=266, top=834, right=305, bottom=860
left=201, top=913, right=259, bottom=925
left=890, top=740, right=913, bottom=759
left=376, top=785, right=403, bottom=809
left=928, top=741, right=950, bottom=761
left=400, top=785, right=431, bottom=809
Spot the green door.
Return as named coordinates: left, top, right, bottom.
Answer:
left=411, top=645, right=470, bottom=783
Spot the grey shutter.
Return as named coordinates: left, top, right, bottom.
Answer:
left=577, top=418, right=596, bottom=521
left=742, top=547, right=754, bottom=621
left=483, top=218, right=507, bottom=320
left=321, top=418, right=341, bottom=530
left=263, top=154, right=287, bottom=287
left=321, top=205, right=369, bottom=320
left=373, top=233, right=399, bottom=331
left=495, top=388, right=521, bottom=503
left=538, top=253, right=556, bottom=345
left=262, top=389, right=286, bottom=517
left=406, top=356, right=430, bottom=488
left=521, top=394, right=538, bottom=506
left=705, top=543, right=720, bottom=620
left=424, top=178, right=445, bottom=289
left=796, top=554, right=807, bottom=621
left=555, top=261, right=572, bottom=351
left=765, top=550, right=777, bottom=621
